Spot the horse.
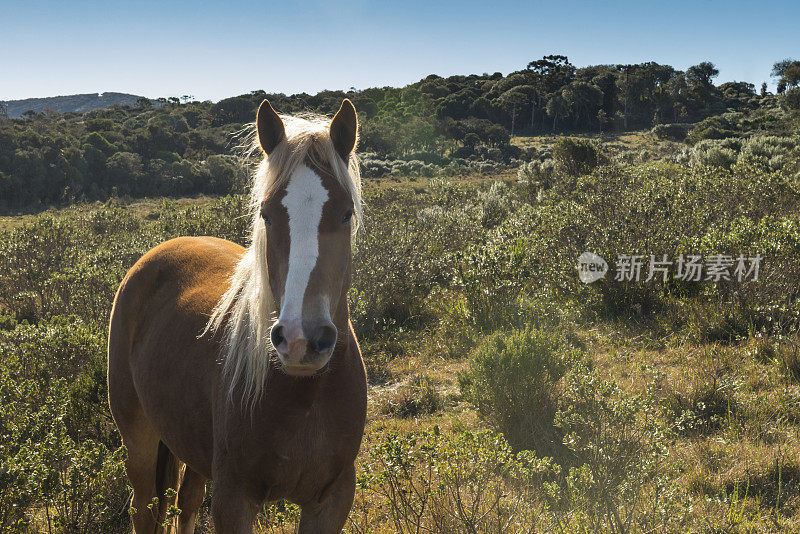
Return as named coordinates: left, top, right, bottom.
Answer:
left=108, top=99, right=367, bottom=533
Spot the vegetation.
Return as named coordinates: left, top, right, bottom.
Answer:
left=0, top=56, right=799, bottom=532
left=458, top=327, right=579, bottom=455
left=3, top=56, right=798, bottom=209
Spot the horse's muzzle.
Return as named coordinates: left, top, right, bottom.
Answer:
left=271, top=319, right=336, bottom=376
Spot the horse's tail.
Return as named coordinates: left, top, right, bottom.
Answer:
left=155, top=441, right=182, bottom=526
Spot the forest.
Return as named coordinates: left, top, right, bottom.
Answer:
left=0, top=54, right=799, bottom=532
left=2, top=55, right=799, bottom=208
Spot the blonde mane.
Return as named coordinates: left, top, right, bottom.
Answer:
left=204, top=113, right=362, bottom=405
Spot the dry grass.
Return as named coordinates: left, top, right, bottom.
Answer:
left=0, top=194, right=216, bottom=231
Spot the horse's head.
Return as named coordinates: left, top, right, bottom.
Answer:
left=256, top=99, right=358, bottom=376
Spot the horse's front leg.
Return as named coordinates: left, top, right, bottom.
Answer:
left=211, top=479, right=258, bottom=534
left=298, top=464, right=356, bottom=534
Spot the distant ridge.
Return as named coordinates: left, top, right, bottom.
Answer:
left=1, top=92, right=144, bottom=118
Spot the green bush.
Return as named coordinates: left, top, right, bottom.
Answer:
left=350, top=189, right=453, bottom=336
left=451, top=236, right=528, bottom=332
left=517, top=158, right=555, bottom=191
left=0, top=317, right=128, bottom=532
left=781, top=87, right=800, bottom=111
left=351, top=183, right=483, bottom=338
left=360, top=429, right=551, bottom=534
left=695, top=214, right=800, bottom=336
left=554, top=364, right=669, bottom=532
left=477, top=181, right=515, bottom=229
left=686, top=138, right=742, bottom=168
left=459, top=327, right=581, bottom=455
left=686, top=114, right=739, bottom=145
left=650, top=123, right=691, bottom=141
left=552, top=137, right=602, bottom=177
left=738, top=135, right=798, bottom=171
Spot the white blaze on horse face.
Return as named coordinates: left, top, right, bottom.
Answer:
left=280, top=165, right=329, bottom=326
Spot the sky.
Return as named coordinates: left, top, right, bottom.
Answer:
left=2, top=0, right=798, bottom=102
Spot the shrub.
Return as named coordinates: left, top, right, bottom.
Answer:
left=552, top=137, right=602, bottom=177
left=451, top=235, right=528, bottom=332
left=738, top=135, right=797, bottom=171
left=351, top=207, right=427, bottom=334
left=359, top=153, right=393, bottom=177
left=686, top=114, right=739, bottom=145
left=459, top=327, right=581, bottom=455
left=697, top=146, right=738, bottom=168
left=696, top=215, right=800, bottom=336
left=661, top=348, right=737, bottom=434
left=359, top=429, right=550, bottom=534
left=651, top=123, right=691, bottom=141
left=554, top=364, right=669, bottom=533
left=686, top=125, right=737, bottom=144
left=0, top=320, right=129, bottom=532
left=351, top=184, right=481, bottom=337
left=381, top=375, right=441, bottom=418
left=477, top=181, right=513, bottom=228
left=688, top=138, right=742, bottom=168
left=517, top=158, right=555, bottom=191
left=781, top=87, right=800, bottom=111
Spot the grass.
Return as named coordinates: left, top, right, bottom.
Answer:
left=2, top=140, right=800, bottom=532
left=0, top=194, right=217, bottom=231
left=351, top=261, right=800, bottom=531
left=512, top=129, right=653, bottom=148
left=352, top=321, right=800, bottom=532
left=512, top=129, right=683, bottom=164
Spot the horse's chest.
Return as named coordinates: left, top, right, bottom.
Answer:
left=235, top=408, right=359, bottom=502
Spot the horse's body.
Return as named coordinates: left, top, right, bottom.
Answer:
left=109, top=100, right=367, bottom=533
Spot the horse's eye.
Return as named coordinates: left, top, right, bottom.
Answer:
left=261, top=211, right=271, bottom=226
left=342, top=210, right=353, bottom=224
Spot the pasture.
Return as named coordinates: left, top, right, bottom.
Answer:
left=1, top=126, right=800, bottom=532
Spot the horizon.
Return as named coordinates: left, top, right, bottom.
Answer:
left=2, top=0, right=798, bottom=102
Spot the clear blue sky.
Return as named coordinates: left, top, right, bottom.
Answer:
left=2, top=0, right=798, bottom=102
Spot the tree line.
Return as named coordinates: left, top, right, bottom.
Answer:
left=1, top=55, right=798, bottom=208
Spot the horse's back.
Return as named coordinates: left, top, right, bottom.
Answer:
left=108, top=236, right=243, bottom=475
left=109, top=235, right=243, bottom=368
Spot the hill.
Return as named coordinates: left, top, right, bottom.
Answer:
left=1, top=92, right=143, bottom=118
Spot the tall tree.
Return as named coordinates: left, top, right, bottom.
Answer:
left=617, top=65, right=634, bottom=130
left=772, top=58, right=798, bottom=78
left=562, top=82, right=603, bottom=129
left=527, top=55, right=575, bottom=93
left=546, top=93, right=569, bottom=131
left=686, top=61, right=720, bottom=107
left=500, top=86, right=535, bottom=135
left=686, top=61, right=720, bottom=87
left=135, top=97, right=152, bottom=109
left=527, top=55, right=575, bottom=130
left=774, top=61, right=800, bottom=93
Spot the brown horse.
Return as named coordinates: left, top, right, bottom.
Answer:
left=108, top=99, right=367, bottom=533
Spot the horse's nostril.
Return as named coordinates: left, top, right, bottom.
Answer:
left=270, top=325, right=285, bottom=349
left=311, top=324, right=337, bottom=353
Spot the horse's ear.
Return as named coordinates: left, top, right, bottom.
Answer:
left=256, top=99, right=286, bottom=155
left=330, top=99, right=358, bottom=163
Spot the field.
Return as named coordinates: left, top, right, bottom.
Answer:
left=1, top=128, right=800, bottom=534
